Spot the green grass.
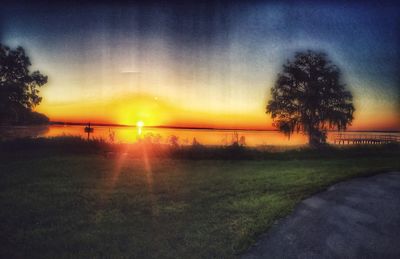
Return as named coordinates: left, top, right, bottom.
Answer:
left=0, top=148, right=399, bottom=258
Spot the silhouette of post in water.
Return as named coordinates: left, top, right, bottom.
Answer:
left=84, top=122, right=94, bottom=140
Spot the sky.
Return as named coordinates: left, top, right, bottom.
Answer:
left=1, top=0, right=399, bottom=130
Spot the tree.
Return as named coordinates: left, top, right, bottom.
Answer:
left=0, top=44, right=48, bottom=124
left=266, top=50, right=354, bottom=147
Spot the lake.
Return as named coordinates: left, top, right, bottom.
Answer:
left=1, top=125, right=399, bottom=147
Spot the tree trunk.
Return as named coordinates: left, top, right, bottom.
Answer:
left=308, top=127, right=327, bottom=148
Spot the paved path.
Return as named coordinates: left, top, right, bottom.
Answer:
left=242, top=172, right=400, bottom=259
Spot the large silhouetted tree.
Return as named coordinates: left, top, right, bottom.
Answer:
left=0, top=44, right=48, bottom=124
left=266, top=50, right=354, bottom=147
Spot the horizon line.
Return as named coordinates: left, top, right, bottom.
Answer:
left=48, top=121, right=400, bottom=133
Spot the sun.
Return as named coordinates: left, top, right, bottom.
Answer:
left=136, top=121, right=144, bottom=127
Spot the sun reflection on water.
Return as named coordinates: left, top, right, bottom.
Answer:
left=136, top=121, right=144, bottom=136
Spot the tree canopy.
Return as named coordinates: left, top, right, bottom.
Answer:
left=0, top=44, right=48, bottom=124
left=266, top=50, right=354, bottom=147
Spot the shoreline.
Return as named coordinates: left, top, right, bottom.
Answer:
left=1, top=124, right=399, bottom=133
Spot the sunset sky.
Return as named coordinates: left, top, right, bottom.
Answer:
left=1, top=1, right=399, bottom=130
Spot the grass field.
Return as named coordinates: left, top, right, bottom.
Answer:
left=1, top=142, right=399, bottom=258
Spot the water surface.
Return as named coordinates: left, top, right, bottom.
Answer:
left=1, top=125, right=399, bottom=147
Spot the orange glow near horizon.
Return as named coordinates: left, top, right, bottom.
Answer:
left=32, top=55, right=399, bottom=132
left=35, top=91, right=400, bottom=131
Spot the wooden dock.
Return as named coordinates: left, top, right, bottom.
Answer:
left=333, top=134, right=400, bottom=145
